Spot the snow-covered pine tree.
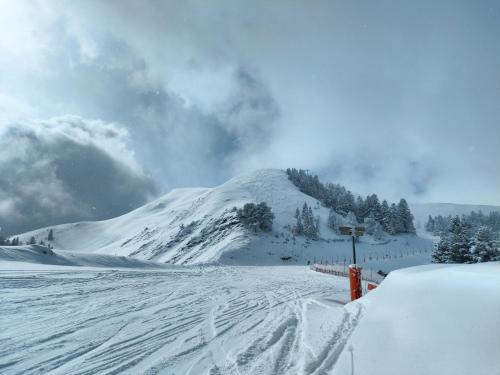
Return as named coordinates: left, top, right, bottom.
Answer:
left=308, top=205, right=319, bottom=233
left=337, top=191, right=355, bottom=216
left=237, top=202, right=275, bottom=233
left=432, top=236, right=452, bottom=263
left=397, top=198, right=416, bottom=234
left=256, top=202, right=275, bottom=232
left=301, top=203, right=319, bottom=239
left=48, top=229, right=54, bottom=241
left=380, top=200, right=391, bottom=232
left=371, top=194, right=383, bottom=225
left=301, top=202, right=310, bottom=232
left=387, top=203, right=401, bottom=234
left=355, top=196, right=364, bottom=222
left=293, top=213, right=304, bottom=235
left=470, top=226, right=497, bottom=263
left=448, top=216, right=472, bottom=263
left=362, top=194, right=382, bottom=223
left=28, top=236, right=36, bottom=245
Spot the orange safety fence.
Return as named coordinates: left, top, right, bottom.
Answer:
left=310, top=263, right=385, bottom=285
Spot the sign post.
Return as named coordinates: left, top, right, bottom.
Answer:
left=339, top=225, right=365, bottom=301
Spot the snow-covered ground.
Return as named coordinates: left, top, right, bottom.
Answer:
left=2, top=260, right=499, bottom=375
left=0, top=264, right=362, bottom=375
left=332, top=262, right=500, bottom=375
left=4, top=169, right=499, bottom=374
left=0, top=245, right=172, bottom=270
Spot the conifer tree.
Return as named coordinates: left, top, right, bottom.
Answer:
left=470, top=226, right=497, bottom=262
left=380, top=200, right=391, bottom=232
left=397, top=198, right=416, bottom=234
left=387, top=203, right=401, bottom=234
left=432, top=237, right=452, bottom=263
left=355, top=196, right=364, bottom=222
left=448, top=216, right=472, bottom=263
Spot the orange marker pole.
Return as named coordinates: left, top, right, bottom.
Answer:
left=349, top=265, right=362, bottom=301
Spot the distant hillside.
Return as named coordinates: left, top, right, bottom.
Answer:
left=12, top=169, right=433, bottom=270
left=410, top=202, right=500, bottom=235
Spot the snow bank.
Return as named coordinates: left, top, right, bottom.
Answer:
left=333, top=262, right=500, bottom=375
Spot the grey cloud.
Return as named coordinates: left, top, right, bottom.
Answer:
left=0, top=0, right=499, bottom=232
left=0, top=117, right=155, bottom=235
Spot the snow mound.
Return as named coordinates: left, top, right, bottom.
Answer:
left=13, top=169, right=433, bottom=267
left=333, top=262, right=500, bottom=375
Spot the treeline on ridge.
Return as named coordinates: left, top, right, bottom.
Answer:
left=286, top=168, right=415, bottom=236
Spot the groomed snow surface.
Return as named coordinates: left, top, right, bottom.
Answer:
left=1, top=257, right=499, bottom=374
left=0, top=263, right=361, bottom=374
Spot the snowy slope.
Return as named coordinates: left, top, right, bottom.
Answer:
left=0, top=245, right=172, bottom=269
left=0, top=265, right=360, bottom=375
left=332, top=262, right=500, bottom=375
left=14, top=169, right=433, bottom=269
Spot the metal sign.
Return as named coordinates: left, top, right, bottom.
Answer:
left=337, top=225, right=366, bottom=268
left=339, top=226, right=365, bottom=237
left=339, top=226, right=353, bottom=235
left=354, top=227, right=365, bottom=236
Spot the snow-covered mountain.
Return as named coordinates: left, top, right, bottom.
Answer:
left=14, top=169, right=433, bottom=268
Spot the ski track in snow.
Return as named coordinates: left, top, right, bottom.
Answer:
left=0, top=266, right=360, bottom=375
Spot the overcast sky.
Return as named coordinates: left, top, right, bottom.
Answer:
left=1, top=0, right=499, bottom=235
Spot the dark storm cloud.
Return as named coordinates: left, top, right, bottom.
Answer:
left=0, top=117, right=155, bottom=235
left=0, top=0, right=499, bottom=236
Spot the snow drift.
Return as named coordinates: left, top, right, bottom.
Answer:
left=333, top=262, right=500, bottom=375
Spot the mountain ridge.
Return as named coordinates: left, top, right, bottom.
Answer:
left=12, top=169, right=488, bottom=269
